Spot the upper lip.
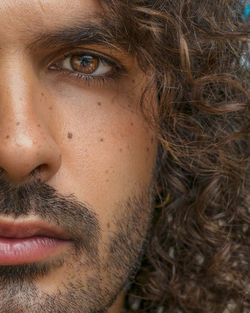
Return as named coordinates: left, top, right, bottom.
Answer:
left=0, top=218, right=71, bottom=240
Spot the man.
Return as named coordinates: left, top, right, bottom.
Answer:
left=0, top=0, right=248, bottom=312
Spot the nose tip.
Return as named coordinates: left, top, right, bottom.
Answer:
left=0, top=128, right=62, bottom=184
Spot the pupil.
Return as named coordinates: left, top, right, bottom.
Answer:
left=71, top=54, right=99, bottom=74
left=80, top=56, right=93, bottom=67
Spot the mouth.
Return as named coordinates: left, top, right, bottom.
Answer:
left=0, top=218, right=72, bottom=265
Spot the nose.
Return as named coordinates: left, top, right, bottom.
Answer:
left=0, top=54, right=61, bottom=184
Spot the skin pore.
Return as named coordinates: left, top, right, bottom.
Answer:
left=0, top=1, right=158, bottom=313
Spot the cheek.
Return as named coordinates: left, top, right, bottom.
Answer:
left=43, top=82, right=157, bottom=212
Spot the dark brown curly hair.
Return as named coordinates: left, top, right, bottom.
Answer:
left=99, top=1, right=250, bottom=312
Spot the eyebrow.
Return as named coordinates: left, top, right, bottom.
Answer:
left=29, top=17, right=125, bottom=53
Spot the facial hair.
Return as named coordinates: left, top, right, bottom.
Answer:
left=0, top=177, right=155, bottom=313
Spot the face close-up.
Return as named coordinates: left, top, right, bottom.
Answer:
left=0, top=0, right=158, bottom=312
left=0, top=0, right=249, bottom=312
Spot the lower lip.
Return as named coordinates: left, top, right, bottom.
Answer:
left=0, top=237, right=70, bottom=265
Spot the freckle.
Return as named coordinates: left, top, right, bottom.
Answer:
left=106, top=179, right=109, bottom=182
left=128, top=104, right=131, bottom=108
left=119, top=148, right=123, bottom=152
left=5, top=135, right=9, bottom=139
left=130, top=122, right=134, bottom=126
left=67, top=132, right=73, bottom=139
left=37, top=124, right=41, bottom=128
left=97, top=102, right=102, bottom=106
left=100, top=138, right=104, bottom=142
left=146, top=147, right=150, bottom=152
left=16, top=122, right=20, bottom=126
left=107, top=222, right=110, bottom=229
left=132, top=79, right=135, bottom=83
left=49, top=106, right=53, bottom=110
left=151, top=137, right=154, bottom=143
left=105, top=170, right=109, bottom=174
left=41, top=92, right=44, bottom=97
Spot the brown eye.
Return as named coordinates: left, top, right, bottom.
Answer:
left=57, top=53, right=113, bottom=76
left=70, top=55, right=99, bottom=74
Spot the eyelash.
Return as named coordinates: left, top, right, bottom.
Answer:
left=48, top=51, right=124, bottom=86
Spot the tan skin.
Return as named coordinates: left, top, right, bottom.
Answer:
left=0, top=0, right=157, bottom=312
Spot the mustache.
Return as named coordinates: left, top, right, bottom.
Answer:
left=0, top=177, right=100, bottom=258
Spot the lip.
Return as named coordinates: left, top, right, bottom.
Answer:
left=0, top=217, right=72, bottom=265
left=0, top=218, right=71, bottom=240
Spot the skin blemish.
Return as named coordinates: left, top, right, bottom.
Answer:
left=105, top=170, right=109, bottom=174
left=119, top=148, right=123, bottom=152
left=100, top=138, right=104, bottom=142
left=16, top=122, right=20, bottom=126
left=41, top=92, right=44, bottom=97
left=49, top=106, right=53, bottom=110
left=151, top=137, right=154, bottom=144
left=37, top=124, right=41, bottom=128
left=5, top=135, right=9, bottom=139
left=67, top=132, right=73, bottom=139
left=97, top=102, right=102, bottom=106
left=130, top=122, right=134, bottom=126
left=146, top=147, right=150, bottom=152
left=132, top=79, right=135, bottom=83
left=107, top=222, right=110, bottom=229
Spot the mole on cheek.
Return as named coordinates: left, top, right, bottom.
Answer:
left=97, top=102, right=102, bottom=106
left=67, top=132, right=73, bottom=139
left=5, top=135, right=10, bottom=139
left=130, top=122, right=134, bottom=126
left=100, top=138, right=104, bottom=142
left=49, top=106, right=53, bottom=110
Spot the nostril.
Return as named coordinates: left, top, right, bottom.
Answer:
left=0, top=168, right=5, bottom=179
left=30, top=164, right=49, bottom=179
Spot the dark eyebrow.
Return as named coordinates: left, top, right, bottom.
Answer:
left=29, top=18, right=124, bottom=53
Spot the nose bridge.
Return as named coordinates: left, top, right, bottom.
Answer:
left=0, top=51, right=33, bottom=121
left=0, top=51, right=61, bottom=183
left=0, top=51, right=40, bottom=132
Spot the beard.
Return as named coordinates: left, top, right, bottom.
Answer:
left=0, top=177, right=155, bottom=313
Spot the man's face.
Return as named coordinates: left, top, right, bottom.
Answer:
left=0, top=0, right=157, bottom=312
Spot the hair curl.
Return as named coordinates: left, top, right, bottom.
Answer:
left=100, top=1, right=250, bottom=312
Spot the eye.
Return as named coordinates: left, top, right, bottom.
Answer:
left=57, top=53, right=113, bottom=76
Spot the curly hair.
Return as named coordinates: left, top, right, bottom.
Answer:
left=99, top=1, right=250, bottom=312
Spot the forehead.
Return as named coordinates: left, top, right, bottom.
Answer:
left=0, top=0, right=102, bottom=42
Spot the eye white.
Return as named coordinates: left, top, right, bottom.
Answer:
left=61, top=55, right=112, bottom=75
